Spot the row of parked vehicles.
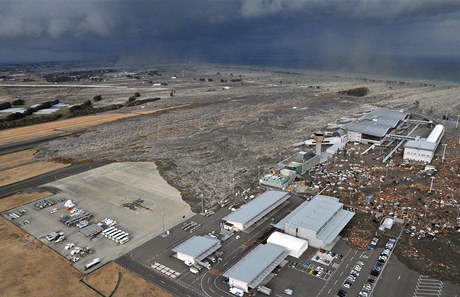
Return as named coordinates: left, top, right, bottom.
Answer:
left=101, top=226, right=130, bottom=244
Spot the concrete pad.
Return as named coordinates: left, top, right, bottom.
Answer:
left=3, top=162, right=193, bottom=272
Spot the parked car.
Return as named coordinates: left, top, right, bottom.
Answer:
left=371, top=236, right=379, bottom=245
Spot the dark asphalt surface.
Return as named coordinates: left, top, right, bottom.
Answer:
left=0, top=163, right=105, bottom=198
left=0, top=134, right=65, bottom=155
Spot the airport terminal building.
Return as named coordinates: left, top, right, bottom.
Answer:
left=345, top=108, right=408, bottom=144
left=274, top=195, right=354, bottom=249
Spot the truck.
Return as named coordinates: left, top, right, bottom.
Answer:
left=229, top=287, right=244, bottom=297
left=257, top=286, right=272, bottom=295
left=84, top=258, right=101, bottom=270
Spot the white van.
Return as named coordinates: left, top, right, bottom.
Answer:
left=190, top=267, right=200, bottom=274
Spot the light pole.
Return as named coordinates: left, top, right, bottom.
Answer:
left=201, top=194, right=205, bottom=214
left=456, top=114, right=459, bottom=128
left=161, top=212, right=165, bottom=234
left=429, top=177, right=435, bottom=193
left=442, top=144, right=447, bottom=162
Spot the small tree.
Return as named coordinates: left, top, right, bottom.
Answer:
left=134, top=92, right=141, bottom=98
left=0, top=102, right=12, bottom=110
left=12, top=98, right=25, bottom=106
left=93, top=95, right=102, bottom=102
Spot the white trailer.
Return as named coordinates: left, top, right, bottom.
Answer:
left=119, top=237, right=130, bottom=244
left=109, top=230, right=123, bottom=239
left=102, top=226, right=115, bottom=235
left=115, top=233, right=129, bottom=243
left=104, top=228, right=119, bottom=238
left=113, top=232, right=127, bottom=242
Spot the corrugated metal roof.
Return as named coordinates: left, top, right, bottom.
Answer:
left=172, top=236, right=221, bottom=260
left=404, top=139, right=437, bottom=151
left=316, top=209, right=355, bottom=243
left=345, top=121, right=391, bottom=137
left=223, top=190, right=290, bottom=228
left=426, top=124, right=444, bottom=143
left=275, top=195, right=343, bottom=232
left=345, top=108, right=407, bottom=137
left=223, top=243, right=288, bottom=287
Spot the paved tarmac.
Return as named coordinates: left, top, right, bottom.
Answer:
left=0, top=163, right=104, bottom=198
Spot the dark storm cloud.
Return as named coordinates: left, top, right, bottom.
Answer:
left=1, top=0, right=460, bottom=72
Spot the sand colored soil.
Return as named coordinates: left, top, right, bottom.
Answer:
left=0, top=114, right=136, bottom=146
left=84, top=262, right=172, bottom=297
left=0, top=149, right=36, bottom=171
left=0, top=217, right=98, bottom=297
left=0, top=104, right=193, bottom=146
left=0, top=161, right=69, bottom=187
left=0, top=192, right=53, bottom=212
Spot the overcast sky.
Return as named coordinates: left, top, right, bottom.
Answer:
left=1, top=0, right=460, bottom=79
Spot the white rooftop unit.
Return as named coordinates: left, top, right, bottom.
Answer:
left=267, top=232, right=308, bottom=258
left=426, top=124, right=444, bottom=143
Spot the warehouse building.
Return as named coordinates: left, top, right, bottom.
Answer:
left=403, top=124, right=444, bottom=163
left=274, top=195, right=354, bottom=248
left=223, top=190, right=290, bottom=231
left=345, top=108, right=408, bottom=144
left=171, top=235, right=221, bottom=265
left=223, top=243, right=289, bottom=293
left=266, top=231, right=308, bottom=258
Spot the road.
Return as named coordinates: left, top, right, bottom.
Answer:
left=0, top=134, right=66, bottom=155
left=0, top=163, right=105, bottom=198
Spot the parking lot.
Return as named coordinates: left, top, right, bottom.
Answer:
left=2, top=162, right=193, bottom=272
left=118, top=194, right=396, bottom=297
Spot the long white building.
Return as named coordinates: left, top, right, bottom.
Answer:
left=403, top=124, right=444, bottom=163
left=274, top=195, right=354, bottom=248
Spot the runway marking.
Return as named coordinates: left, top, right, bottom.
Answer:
left=413, top=275, right=443, bottom=297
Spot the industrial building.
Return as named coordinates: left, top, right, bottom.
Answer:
left=345, top=108, right=408, bottom=144
left=266, top=231, right=308, bottom=258
left=223, top=191, right=290, bottom=231
left=223, top=243, right=289, bottom=293
left=171, top=235, right=221, bottom=265
left=274, top=195, right=354, bottom=248
left=403, top=124, right=444, bottom=163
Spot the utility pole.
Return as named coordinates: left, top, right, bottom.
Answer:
left=456, top=114, right=459, bottom=128
left=429, top=177, right=435, bottom=193
left=161, top=212, right=165, bottom=234
left=442, top=144, right=447, bottom=162
left=201, top=194, right=205, bottom=214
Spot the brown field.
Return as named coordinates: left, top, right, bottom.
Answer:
left=84, top=262, right=173, bottom=297
left=0, top=113, right=136, bottom=146
left=0, top=161, right=69, bottom=187
left=0, top=192, right=53, bottom=212
left=0, top=104, right=192, bottom=146
left=0, top=149, right=36, bottom=171
left=0, top=217, right=98, bottom=297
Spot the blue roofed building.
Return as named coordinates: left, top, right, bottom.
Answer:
left=223, top=243, right=289, bottom=292
left=172, top=235, right=221, bottom=265
left=222, top=190, right=290, bottom=231
left=274, top=195, right=354, bottom=249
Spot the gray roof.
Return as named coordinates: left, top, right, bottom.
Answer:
left=223, top=243, right=288, bottom=288
left=364, top=108, right=407, bottom=122
left=404, top=139, right=437, bottom=151
left=223, top=190, right=290, bottom=229
left=275, top=195, right=343, bottom=232
left=172, top=236, right=221, bottom=261
left=345, top=108, right=407, bottom=137
left=317, top=209, right=355, bottom=243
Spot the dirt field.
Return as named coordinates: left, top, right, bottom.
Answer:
left=0, top=149, right=36, bottom=170
left=84, top=263, right=172, bottom=297
left=0, top=161, right=69, bottom=187
left=0, top=113, right=136, bottom=146
left=0, top=217, right=98, bottom=297
left=0, top=104, right=194, bottom=146
left=0, top=192, right=53, bottom=212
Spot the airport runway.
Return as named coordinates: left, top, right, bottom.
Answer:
left=0, top=163, right=105, bottom=198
